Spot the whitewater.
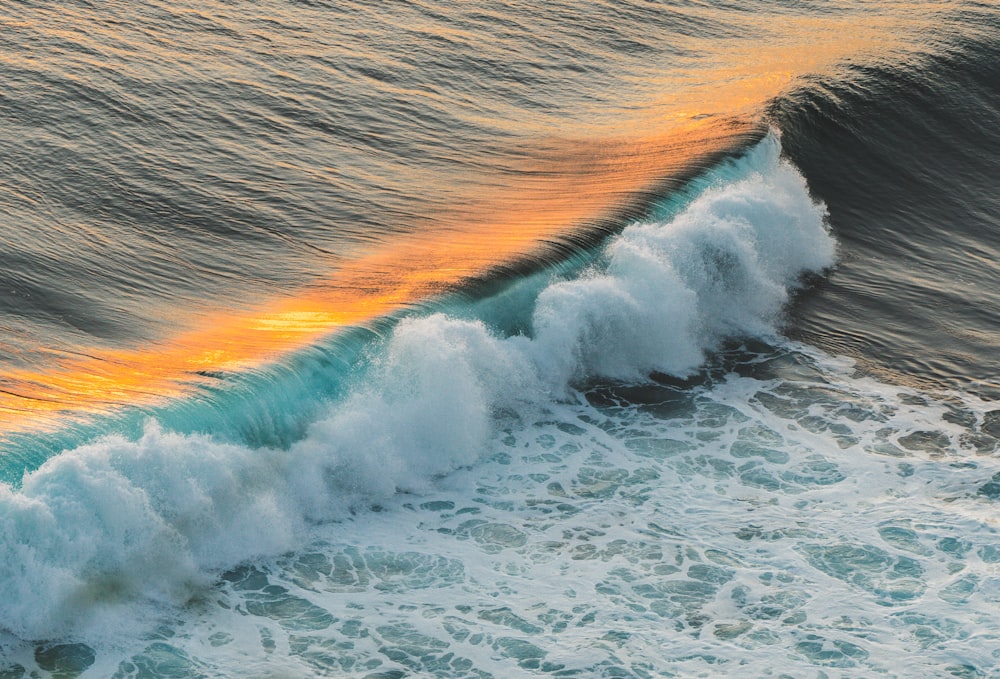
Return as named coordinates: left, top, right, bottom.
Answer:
left=2, top=135, right=998, bottom=677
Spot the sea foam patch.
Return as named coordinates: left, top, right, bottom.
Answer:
left=166, top=345, right=998, bottom=678
left=39, top=342, right=996, bottom=678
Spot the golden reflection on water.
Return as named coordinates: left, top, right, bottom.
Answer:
left=1, top=118, right=745, bottom=432
left=0, top=2, right=963, bottom=434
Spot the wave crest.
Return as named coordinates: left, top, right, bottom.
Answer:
left=0, top=131, right=834, bottom=640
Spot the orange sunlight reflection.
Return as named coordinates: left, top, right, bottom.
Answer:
left=0, top=7, right=947, bottom=435
left=1, top=118, right=748, bottom=434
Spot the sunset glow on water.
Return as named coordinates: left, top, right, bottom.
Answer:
left=0, top=4, right=964, bottom=432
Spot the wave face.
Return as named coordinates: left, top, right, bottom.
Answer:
left=1, top=1, right=999, bottom=677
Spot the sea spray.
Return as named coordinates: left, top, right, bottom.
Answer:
left=0, top=133, right=835, bottom=643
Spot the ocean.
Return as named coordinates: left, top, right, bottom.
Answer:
left=0, top=1, right=998, bottom=676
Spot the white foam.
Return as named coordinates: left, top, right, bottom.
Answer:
left=532, top=132, right=833, bottom=383
left=142, top=352, right=1000, bottom=677
left=0, top=132, right=837, bottom=642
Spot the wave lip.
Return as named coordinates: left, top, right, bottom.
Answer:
left=532, top=131, right=833, bottom=385
left=0, top=132, right=835, bottom=641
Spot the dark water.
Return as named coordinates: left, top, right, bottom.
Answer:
left=776, top=40, right=1000, bottom=398
left=1, top=2, right=999, bottom=677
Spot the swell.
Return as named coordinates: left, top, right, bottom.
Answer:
left=0, top=127, right=767, bottom=478
left=2, top=0, right=980, bottom=436
left=771, top=36, right=1000, bottom=397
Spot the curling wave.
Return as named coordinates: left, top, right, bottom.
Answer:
left=0, top=132, right=835, bottom=640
